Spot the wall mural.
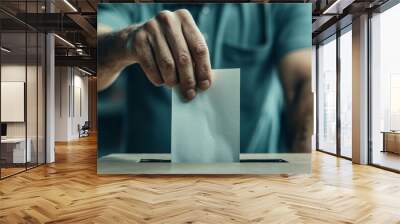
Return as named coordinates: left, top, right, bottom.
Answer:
left=97, top=3, right=312, bottom=174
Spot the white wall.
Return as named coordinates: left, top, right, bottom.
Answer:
left=72, top=73, right=89, bottom=138
left=1, top=65, right=27, bottom=140
left=1, top=82, right=25, bottom=122
left=55, top=66, right=69, bottom=141
left=1, top=64, right=26, bottom=81
left=55, top=67, right=89, bottom=141
left=1, top=65, right=40, bottom=137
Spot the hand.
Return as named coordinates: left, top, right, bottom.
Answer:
left=128, top=9, right=212, bottom=100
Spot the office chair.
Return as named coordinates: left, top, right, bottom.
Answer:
left=78, top=121, right=90, bottom=138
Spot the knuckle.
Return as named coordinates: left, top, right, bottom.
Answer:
left=175, top=9, right=191, bottom=19
left=160, top=57, right=175, bottom=71
left=164, top=76, right=176, bottom=86
left=178, top=52, right=191, bottom=66
left=139, top=56, right=152, bottom=70
left=199, top=64, right=211, bottom=76
left=193, top=42, right=208, bottom=57
left=182, top=77, right=196, bottom=89
left=140, top=59, right=152, bottom=71
left=157, top=10, right=173, bottom=24
left=143, top=19, right=157, bottom=32
left=134, top=30, right=147, bottom=43
left=141, top=63, right=162, bottom=86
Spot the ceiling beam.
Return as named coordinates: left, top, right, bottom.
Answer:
left=67, top=13, right=97, bottom=46
left=10, top=13, right=82, bottom=32
left=55, top=55, right=96, bottom=71
left=323, top=0, right=356, bottom=14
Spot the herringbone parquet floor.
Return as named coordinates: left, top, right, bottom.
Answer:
left=1, top=135, right=400, bottom=224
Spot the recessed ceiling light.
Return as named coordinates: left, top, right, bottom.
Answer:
left=77, top=67, right=93, bottom=76
left=54, top=34, right=75, bottom=48
left=1, top=47, right=11, bottom=53
left=322, top=0, right=353, bottom=15
left=63, top=0, right=78, bottom=12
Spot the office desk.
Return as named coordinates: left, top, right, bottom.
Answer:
left=98, top=153, right=311, bottom=174
left=382, top=131, right=400, bottom=154
left=1, top=138, right=31, bottom=164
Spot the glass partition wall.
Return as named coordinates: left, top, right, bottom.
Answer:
left=316, top=0, right=400, bottom=170
left=0, top=31, right=27, bottom=177
left=316, top=26, right=353, bottom=159
left=0, top=1, right=46, bottom=179
left=370, top=3, right=400, bottom=171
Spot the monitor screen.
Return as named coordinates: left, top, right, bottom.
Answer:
left=1, top=123, right=7, bottom=137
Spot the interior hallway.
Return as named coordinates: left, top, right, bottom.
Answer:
left=0, top=135, right=400, bottom=223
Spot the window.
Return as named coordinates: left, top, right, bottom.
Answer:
left=371, top=3, right=400, bottom=171
left=339, top=28, right=352, bottom=158
left=317, top=36, right=337, bottom=154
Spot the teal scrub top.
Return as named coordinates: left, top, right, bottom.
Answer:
left=97, top=3, right=311, bottom=157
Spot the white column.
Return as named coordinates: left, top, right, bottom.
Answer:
left=45, top=0, right=56, bottom=163
left=352, top=14, right=369, bottom=164
left=46, top=33, right=55, bottom=163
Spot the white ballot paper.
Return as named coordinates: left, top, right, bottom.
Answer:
left=171, top=68, right=240, bottom=163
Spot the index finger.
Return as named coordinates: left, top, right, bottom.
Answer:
left=176, top=10, right=212, bottom=91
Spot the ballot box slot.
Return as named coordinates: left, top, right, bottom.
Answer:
left=138, top=159, right=288, bottom=163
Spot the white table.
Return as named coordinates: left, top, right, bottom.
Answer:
left=1, top=138, right=31, bottom=163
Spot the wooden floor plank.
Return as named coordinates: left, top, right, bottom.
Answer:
left=0, top=135, right=400, bottom=223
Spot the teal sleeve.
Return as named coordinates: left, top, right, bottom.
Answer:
left=97, top=3, right=140, bottom=31
left=273, top=3, right=312, bottom=62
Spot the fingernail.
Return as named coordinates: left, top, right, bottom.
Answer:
left=186, top=89, right=196, bottom=100
left=199, top=80, right=210, bottom=90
